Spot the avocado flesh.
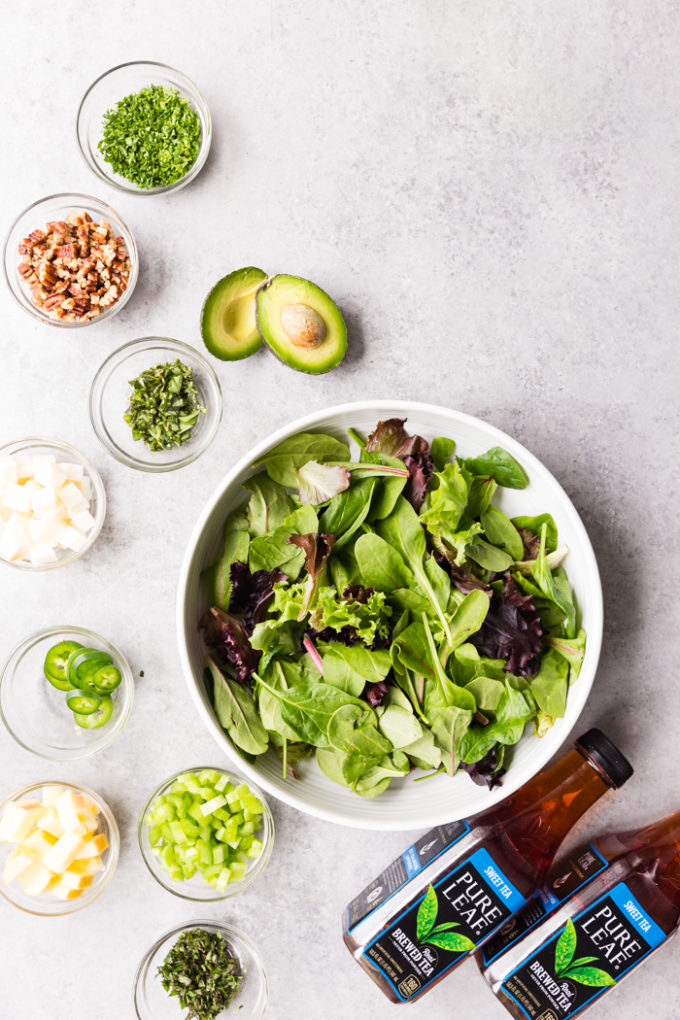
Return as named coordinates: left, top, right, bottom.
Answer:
left=201, top=266, right=267, bottom=361
left=256, top=274, right=347, bottom=374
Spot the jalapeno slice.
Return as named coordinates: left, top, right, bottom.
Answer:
left=66, top=649, right=112, bottom=690
left=91, top=664, right=122, bottom=694
left=74, top=694, right=113, bottom=729
left=65, top=688, right=102, bottom=715
left=44, top=641, right=83, bottom=691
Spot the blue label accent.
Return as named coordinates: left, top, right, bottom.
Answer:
left=466, top=847, right=525, bottom=913
left=403, top=845, right=421, bottom=879
left=502, top=880, right=668, bottom=1020
left=480, top=843, right=608, bottom=967
left=608, top=884, right=665, bottom=948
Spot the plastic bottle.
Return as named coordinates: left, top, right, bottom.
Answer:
left=481, top=807, right=680, bottom=1018
left=343, top=729, right=633, bottom=1004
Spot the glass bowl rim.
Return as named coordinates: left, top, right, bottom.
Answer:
left=0, top=435, right=107, bottom=571
left=137, top=765, right=274, bottom=901
left=76, top=59, right=213, bottom=196
left=0, top=624, right=134, bottom=759
left=89, top=336, right=223, bottom=473
left=133, top=917, right=268, bottom=1020
left=3, top=191, right=139, bottom=328
left=0, top=777, right=120, bottom=916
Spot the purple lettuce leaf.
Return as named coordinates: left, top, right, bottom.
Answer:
left=459, top=746, right=506, bottom=789
left=363, top=680, right=389, bottom=708
left=434, top=551, right=491, bottom=595
left=365, top=418, right=433, bottom=510
left=200, top=606, right=261, bottom=684
left=229, top=561, right=286, bottom=626
left=517, top=526, right=541, bottom=560
left=470, top=573, right=543, bottom=675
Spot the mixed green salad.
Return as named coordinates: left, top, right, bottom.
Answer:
left=200, top=419, right=586, bottom=798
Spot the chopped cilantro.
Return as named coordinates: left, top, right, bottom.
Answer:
left=98, top=84, right=202, bottom=189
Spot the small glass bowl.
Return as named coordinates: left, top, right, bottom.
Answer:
left=0, top=779, right=119, bottom=916
left=0, top=625, right=134, bottom=760
left=134, top=920, right=268, bottom=1019
left=138, top=767, right=274, bottom=901
left=0, top=437, right=106, bottom=570
left=3, top=193, right=138, bottom=328
left=90, top=337, right=222, bottom=472
left=77, top=61, right=212, bottom=195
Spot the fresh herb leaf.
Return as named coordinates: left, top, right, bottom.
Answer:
left=124, top=359, right=205, bottom=451
left=157, top=927, right=242, bottom=1020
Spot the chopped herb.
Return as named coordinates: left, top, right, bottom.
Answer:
left=125, top=359, right=206, bottom=452
left=98, top=84, right=202, bottom=189
left=157, top=928, right=242, bottom=1020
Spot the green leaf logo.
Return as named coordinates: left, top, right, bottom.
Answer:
left=553, top=918, right=616, bottom=988
left=416, top=885, right=438, bottom=941
left=414, top=884, right=476, bottom=955
left=554, top=918, right=577, bottom=975
left=424, top=931, right=476, bottom=953
left=562, top=966, right=616, bottom=988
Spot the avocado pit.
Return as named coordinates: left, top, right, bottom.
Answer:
left=280, top=303, right=327, bottom=348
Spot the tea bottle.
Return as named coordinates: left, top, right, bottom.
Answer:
left=481, top=807, right=680, bottom=1018
left=343, top=728, right=632, bottom=1004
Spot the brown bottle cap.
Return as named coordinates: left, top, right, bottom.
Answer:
left=575, top=728, right=634, bottom=788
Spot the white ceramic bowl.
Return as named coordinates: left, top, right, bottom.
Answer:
left=177, top=401, right=602, bottom=831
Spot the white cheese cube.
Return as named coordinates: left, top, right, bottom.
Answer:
left=32, top=456, right=66, bottom=490
left=71, top=509, right=95, bottom=533
left=0, top=456, right=18, bottom=488
left=30, top=485, right=58, bottom=516
left=55, top=791, right=87, bottom=836
left=23, top=865, right=57, bottom=896
left=27, top=518, right=62, bottom=546
left=43, top=503, right=68, bottom=523
left=28, top=542, right=58, bottom=565
left=59, top=482, right=88, bottom=514
left=3, top=849, right=35, bottom=886
left=13, top=453, right=33, bottom=482
left=2, top=483, right=31, bottom=514
left=0, top=802, right=43, bottom=843
left=42, top=832, right=85, bottom=873
left=60, top=526, right=88, bottom=552
left=42, top=787, right=64, bottom=808
left=78, top=476, right=92, bottom=501
left=58, top=462, right=84, bottom=483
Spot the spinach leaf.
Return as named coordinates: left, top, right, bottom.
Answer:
left=530, top=647, right=569, bottom=718
left=257, top=660, right=304, bottom=742
left=320, top=477, right=375, bottom=549
left=243, top=472, right=295, bottom=536
left=430, top=705, right=473, bottom=775
left=515, top=525, right=576, bottom=636
left=253, top=432, right=350, bottom=487
left=464, top=676, right=504, bottom=712
left=320, top=643, right=391, bottom=697
left=316, top=746, right=350, bottom=787
left=255, top=676, right=363, bottom=747
left=466, top=475, right=497, bottom=518
left=328, top=704, right=392, bottom=762
left=248, top=504, right=318, bottom=577
left=378, top=705, right=423, bottom=748
left=203, top=526, right=250, bottom=610
left=548, top=628, right=586, bottom=678
left=463, top=447, right=528, bottom=489
left=430, top=436, right=456, bottom=471
left=208, top=658, right=269, bottom=756
left=511, top=513, right=558, bottom=551
left=359, top=451, right=409, bottom=520
left=492, top=681, right=536, bottom=744
left=354, top=532, right=414, bottom=591
left=465, top=540, right=514, bottom=572
left=481, top=505, right=524, bottom=561
left=401, top=728, right=442, bottom=770
left=459, top=724, right=500, bottom=765
left=448, top=589, right=491, bottom=650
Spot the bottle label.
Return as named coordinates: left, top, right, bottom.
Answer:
left=501, top=881, right=666, bottom=1018
left=481, top=843, right=608, bottom=967
left=362, top=846, right=526, bottom=1001
left=345, top=820, right=470, bottom=932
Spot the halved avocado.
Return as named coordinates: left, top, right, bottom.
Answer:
left=201, top=266, right=267, bottom=361
left=256, top=274, right=347, bottom=374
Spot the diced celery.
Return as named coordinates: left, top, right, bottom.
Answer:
left=248, top=838, right=264, bottom=859
left=213, top=844, right=226, bottom=865
left=230, top=861, right=247, bottom=882
left=215, top=867, right=232, bottom=892
left=214, top=775, right=230, bottom=793
left=199, top=769, right=221, bottom=786
left=169, top=821, right=187, bottom=843
left=200, top=794, right=227, bottom=817
left=188, top=802, right=205, bottom=824
left=240, top=821, right=256, bottom=836
left=148, top=824, right=164, bottom=846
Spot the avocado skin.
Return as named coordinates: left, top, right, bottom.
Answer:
left=256, top=274, right=347, bottom=375
left=201, top=266, right=267, bottom=361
